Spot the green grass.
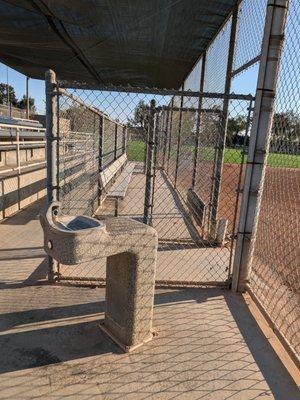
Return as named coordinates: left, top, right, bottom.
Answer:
left=127, top=140, right=146, bottom=162
left=127, top=140, right=300, bottom=168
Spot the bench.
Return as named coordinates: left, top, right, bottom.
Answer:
left=99, top=154, right=127, bottom=190
left=107, top=162, right=135, bottom=216
left=187, top=188, right=206, bottom=227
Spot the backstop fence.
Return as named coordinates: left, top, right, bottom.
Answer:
left=44, top=0, right=299, bottom=362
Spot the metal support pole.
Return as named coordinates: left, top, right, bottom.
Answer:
left=192, top=52, right=206, bottom=189
left=166, top=98, right=174, bottom=175
left=209, top=4, right=239, bottom=239
left=45, top=69, right=58, bottom=282
left=122, top=125, right=127, bottom=154
left=98, top=115, right=104, bottom=205
left=150, top=114, right=159, bottom=222
left=16, top=128, right=21, bottom=174
left=26, top=76, right=30, bottom=119
left=143, top=99, right=156, bottom=225
left=16, top=128, right=21, bottom=210
left=114, top=123, right=118, bottom=160
left=232, top=0, right=289, bottom=292
left=174, top=91, right=184, bottom=188
left=162, top=109, right=170, bottom=169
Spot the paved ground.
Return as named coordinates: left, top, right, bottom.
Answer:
left=0, top=201, right=299, bottom=399
left=94, top=171, right=230, bottom=284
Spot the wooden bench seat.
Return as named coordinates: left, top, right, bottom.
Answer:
left=107, top=162, right=135, bottom=215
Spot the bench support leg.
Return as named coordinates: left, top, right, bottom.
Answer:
left=114, top=198, right=119, bottom=217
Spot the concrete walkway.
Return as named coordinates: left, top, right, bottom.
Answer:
left=0, top=200, right=298, bottom=399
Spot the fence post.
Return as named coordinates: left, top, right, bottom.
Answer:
left=26, top=76, right=30, bottom=119
left=232, top=0, right=289, bottom=292
left=162, top=108, right=170, bottom=169
left=98, top=115, right=104, bottom=206
left=192, top=53, right=206, bottom=189
left=143, top=99, right=156, bottom=225
left=122, top=125, right=127, bottom=154
left=45, top=69, right=58, bottom=282
left=209, top=4, right=238, bottom=238
left=174, top=90, right=184, bottom=188
left=16, top=128, right=21, bottom=175
left=166, top=98, right=174, bottom=175
left=114, top=123, right=118, bottom=160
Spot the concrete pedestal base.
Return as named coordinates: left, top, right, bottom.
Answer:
left=40, top=202, right=158, bottom=352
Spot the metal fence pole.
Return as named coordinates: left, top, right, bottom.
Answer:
left=166, top=98, right=174, bottom=175
left=174, top=91, right=184, bottom=188
left=114, top=123, right=118, bottom=160
left=232, top=0, right=289, bottom=292
left=122, top=125, right=127, bottom=154
left=143, top=99, right=156, bottom=225
left=192, top=53, right=206, bottom=189
left=98, top=115, right=104, bottom=205
left=16, top=128, right=21, bottom=175
left=162, top=109, right=170, bottom=169
left=45, top=69, right=58, bottom=282
left=26, top=76, right=30, bottom=119
left=209, top=4, right=239, bottom=238
left=150, top=113, right=160, bottom=223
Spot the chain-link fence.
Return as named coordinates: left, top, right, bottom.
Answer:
left=57, top=89, right=126, bottom=216
left=42, top=0, right=298, bottom=361
left=248, top=0, right=300, bottom=360
left=51, top=85, right=253, bottom=287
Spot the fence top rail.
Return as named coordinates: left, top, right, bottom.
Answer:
left=57, top=83, right=255, bottom=101
left=0, top=140, right=45, bottom=145
left=58, top=88, right=125, bottom=128
left=156, top=106, right=223, bottom=113
left=0, top=123, right=46, bottom=132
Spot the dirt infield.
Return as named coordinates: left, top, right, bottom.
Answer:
left=173, top=160, right=299, bottom=355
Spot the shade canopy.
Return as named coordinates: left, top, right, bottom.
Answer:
left=0, top=0, right=235, bottom=89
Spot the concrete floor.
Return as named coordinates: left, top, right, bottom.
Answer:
left=0, top=200, right=299, bottom=399
left=92, top=170, right=230, bottom=284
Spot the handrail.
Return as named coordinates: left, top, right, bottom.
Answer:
left=0, top=123, right=46, bottom=131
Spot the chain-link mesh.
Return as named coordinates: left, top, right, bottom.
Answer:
left=58, top=90, right=126, bottom=216
left=233, top=0, right=267, bottom=74
left=249, top=0, right=300, bottom=357
left=203, top=18, right=232, bottom=94
left=55, top=85, right=253, bottom=287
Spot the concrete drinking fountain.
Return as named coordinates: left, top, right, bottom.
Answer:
left=40, top=201, right=158, bottom=352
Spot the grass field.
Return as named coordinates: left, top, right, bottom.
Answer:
left=127, top=140, right=300, bottom=168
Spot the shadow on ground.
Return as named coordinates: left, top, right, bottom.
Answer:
left=0, top=287, right=298, bottom=399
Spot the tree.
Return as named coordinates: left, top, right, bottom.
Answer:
left=17, top=95, right=36, bottom=112
left=128, top=100, right=149, bottom=129
left=226, top=115, right=248, bottom=146
left=0, top=83, right=18, bottom=106
left=271, top=111, right=300, bottom=153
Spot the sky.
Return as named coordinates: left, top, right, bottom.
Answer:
left=0, top=63, right=45, bottom=115
left=0, top=61, right=260, bottom=119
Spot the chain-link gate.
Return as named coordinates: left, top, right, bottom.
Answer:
left=49, top=82, right=253, bottom=287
